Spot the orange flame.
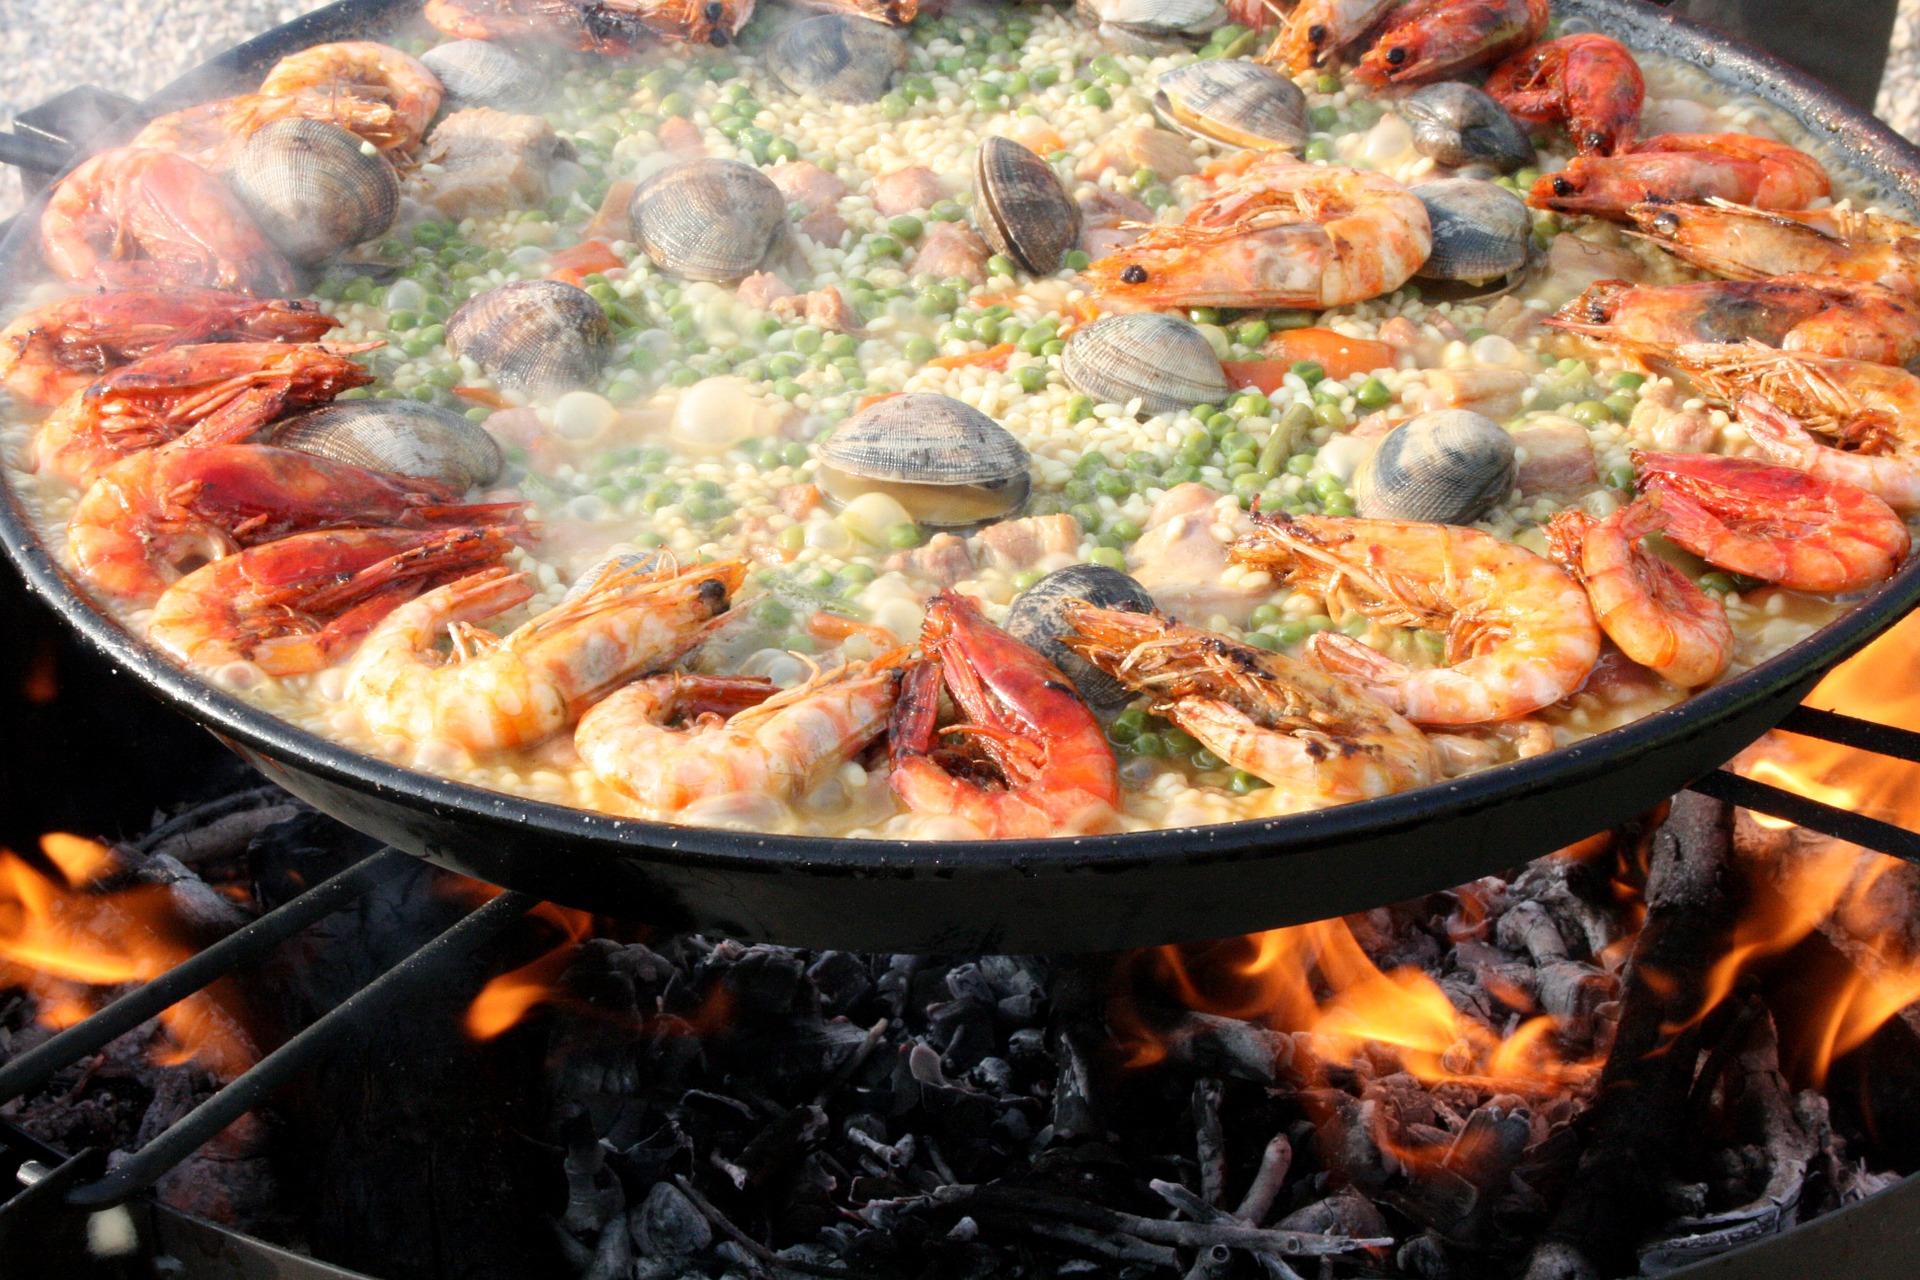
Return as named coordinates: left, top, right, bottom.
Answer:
left=0, top=835, right=255, bottom=1078
left=464, top=902, right=593, bottom=1040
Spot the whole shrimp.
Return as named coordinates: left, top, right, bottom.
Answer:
left=1264, top=0, right=1407, bottom=72
left=256, top=42, right=442, bottom=152
left=888, top=592, right=1119, bottom=839
left=575, top=654, right=905, bottom=820
left=345, top=557, right=746, bottom=756
left=1530, top=133, right=1830, bottom=221
left=1545, top=497, right=1733, bottom=689
left=1485, top=33, right=1644, bottom=155
left=40, top=148, right=294, bottom=294
left=131, top=93, right=413, bottom=165
left=34, top=340, right=378, bottom=486
left=1655, top=343, right=1920, bottom=510
left=1229, top=513, right=1602, bottom=725
left=1083, top=161, right=1431, bottom=309
left=1628, top=201, right=1920, bottom=297
left=1060, top=603, right=1437, bottom=806
left=67, top=443, right=522, bottom=603
left=149, top=525, right=519, bottom=676
left=1547, top=275, right=1920, bottom=367
left=0, top=288, right=334, bottom=407
left=1352, top=0, right=1548, bottom=89
left=1634, top=447, right=1909, bottom=594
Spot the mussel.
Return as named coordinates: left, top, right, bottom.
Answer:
left=816, top=393, right=1031, bottom=528
left=972, top=137, right=1080, bottom=276
left=420, top=39, right=545, bottom=112
left=1353, top=409, right=1517, bottom=525
left=1153, top=61, right=1308, bottom=151
left=1401, top=83, right=1534, bottom=173
left=224, top=118, right=398, bottom=265
left=446, top=279, right=611, bottom=396
left=1061, top=313, right=1230, bottom=416
left=271, top=399, right=503, bottom=490
left=769, top=14, right=908, bottom=105
left=1005, top=563, right=1155, bottom=712
left=1413, top=178, right=1531, bottom=283
left=628, top=157, right=787, bottom=282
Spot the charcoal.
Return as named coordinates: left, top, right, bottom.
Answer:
left=633, top=1181, right=714, bottom=1256
left=807, top=953, right=873, bottom=1015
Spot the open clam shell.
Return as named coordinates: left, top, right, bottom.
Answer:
left=816, top=393, right=1031, bottom=528
left=1414, top=178, right=1532, bottom=283
left=1061, top=313, right=1231, bottom=416
left=769, top=14, right=908, bottom=104
left=1353, top=409, right=1517, bottom=525
left=972, top=137, right=1080, bottom=276
left=1153, top=61, right=1307, bottom=151
left=446, top=279, right=611, bottom=397
left=271, top=399, right=503, bottom=491
left=1006, top=564, right=1157, bottom=712
left=628, top=157, right=787, bottom=283
left=224, top=118, right=398, bottom=265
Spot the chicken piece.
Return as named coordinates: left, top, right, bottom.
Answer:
left=772, top=285, right=861, bottom=333
left=419, top=108, right=574, bottom=219
left=1418, top=367, right=1531, bottom=419
left=771, top=160, right=849, bottom=247
left=913, top=220, right=991, bottom=284
left=1125, top=483, right=1270, bottom=626
left=872, top=165, right=946, bottom=215
left=1076, top=189, right=1154, bottom=262
left=1534, top=232, right=1646, bottom=312
left=976, top=513, right=1080, bottom=572
left=886, top=531, right=977, bottom=588
left=1628, top=380, right=1719, bottom=453
left=1074, top=125, right=1199, bottom=181
left=738, top=270, right=797, bottom=310
left=1511, top=417, right=1598, bottom=496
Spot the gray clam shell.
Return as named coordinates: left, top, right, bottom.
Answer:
left=1153, top=61, right=1307, bottom=151
left=818, top=393, right=1031, bottom=525
left=446, top=279, right=611, bottom=396
left=1414, top=179, right=1531, bottom=283
left=1061, top=313, right=1231, bottom=417
left=562, top=545, right=664, bottom=603
left=972, top=137, right=1080, bottom=276
left=628, top=157, right=786, bottom=283
left=1353, top=410, right=1517, bottom=525
left=1006, top=564, right=1156, bottom=713
left=1400, top=83, right=1535, bottom=173
left=1080, top=0, right=1226, bottom=39
left=271, top=399, right=503, bottom=491
left=224, top=118, right=398, bottom=265
left=420, top=40, right=545, bottom=112
left=769, top=14, right=908, bottom=105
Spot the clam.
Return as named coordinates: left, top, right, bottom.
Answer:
left=1153, top=61, right=1308, bottom=151
left=1079, top=0, right=1226, bottom=51
left=1061, top=313, right=1230, bottom=416
left=1006, top=564, right=1156, bottom=712
left=1414, top=179, right=1532, bottom=283
left=1401, top=83, right=1534, bottom=173
left=420, top=40, right=545, bottom=112
left=563, top=545, right=663, bottom=603
left=224, top=118, right=398, bottom=265
left=271, top=399, right=503, bottom=491
left=769, top=14, right=908, bottom=105
left=446, top=279, right=611, bottom=396
left=628, top=157, right=787, bottom=282
left=1353, top=409, right=1517, bottom=525
left=816, top=393, right=1031, bottom=528
left=972, top=137, right=1081, bottom=276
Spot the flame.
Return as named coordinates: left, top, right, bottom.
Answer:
left=464, top=902, right=593, bottom=1040
left=0, top=835, right=255, bottom=1078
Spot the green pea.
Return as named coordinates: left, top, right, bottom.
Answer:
left=1229, top=770, right=1269, bottom=794
left=886, top=522, right=923, bottom=550
left=868, top=234, right=903, bottom=260
left=1244, top=631, right=1281, bottom=651
left=1606, top=462, right=1636, bottom=491
left=1249, top=603, right=1283, bottom=629
left=1063, top=249, right=1091, bottom=272
left=1303, top=137, right=1332, bottom=163
left=1090, top=546, right=1127, bottom=571
left=1081, top=85, right=1112, bottom=109
left=1231, top=390, right=1271, bottom=417
left=1315, top=403, right=1349, bottom=431
left=1613, top=371, right=1647, bottom=392
left=1108, top=517, right=1142, bottom=543
left=1112, top=705, right=1151, bottom=739
left=1235, top=319, right=1270, bottom=348
left=928, top=199, right=966, bottom=223
left=903, top=336, right=938, bottom=364
left=1290, top=360, right=1325, bottom=388
left=883, top=213, right=924, bottom=243
left=1095, top=471, right=1133, bottom=499
left=1273, top=620, right=1310, bottom=647
left=1032, top=64, right=1061, bottom=88
left=1308, top=104, right=1340, bottom=132
left=1355, top=378, right=1393, bottom=411
left=659, top=92, right=691, bottom=118
left=1603, top=393, right=1639, bottom=420
left=988, top=253, right=1017, bottom=277
left=1069, top=502, right=1102, bottom=531
left=1010, top=568, right=1045, bottom=593
left=792, top=326, right=824, bottom=354
left=1130, top=732, right=1166, bottom=757
left=1015, top=365, right=1047, bottom=394
left=1067, top=393, right=1097, bottom=423
left=1323, top=491, right=1355, bottom=516
left=1697, top=571, right=1737, bottom=595
left=1192, top=747, right=1225, bottom=770
left=880, top=92, right=910, bottom=120
left=1569, top=399, right=1614, bottom=426
left=780, top=441, right=811, bottom=467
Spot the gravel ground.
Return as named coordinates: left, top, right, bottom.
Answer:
left=1, top=0, right=1919, bottom=218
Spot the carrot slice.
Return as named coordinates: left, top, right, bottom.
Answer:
left=855, top=391, right=904, bottom=412
left=1259, top=328, right=1398, bottom=381
left=451, top=385, right=512, bottom=409
left=927, top=342, right=1015, bottom=371
left=545, top=240, right=625, bottom=286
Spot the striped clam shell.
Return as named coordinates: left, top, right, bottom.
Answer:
left=1006, top=564, right=1157, bottom=712
left=769, top=14, right=909, bottom=104
left=817, top=393, right=1031, bottom=527
left=1401, top=82, right=1535, bottom=173
left=1061, top=313, right=1232, bottom=416
left=1353, top=409, right=1517, bottom=525
left=224, top=118, right=398, bottom=265
left=1413, top=178, right=1532, bottom=283
left=420, top=40, right=546, bottom=112
left=1153, top=60, right=1308, bottom=151
left=445, top=279, right=611, bottom=396
left=628, top=157, right=787, bottom=283
left=271, top=399, right=503, bottom=491
left=972, top=136, right=1080, bottom=276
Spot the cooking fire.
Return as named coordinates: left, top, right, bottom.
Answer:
left=1, top=617, right=1917, bottom=1278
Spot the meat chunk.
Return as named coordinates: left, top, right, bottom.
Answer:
left=658, top=115, right=706, bottom=156
left=1125, top=483, right=1270, bottom=626
left=872, top=165, right=946, bottom=215
left=772, top=285, right=862, bottom=333
left=419, top=108, right=574, bottom=219
left=913, top=220, right=991, bottom=285
left=738, top=271, right=797, bottom=310
left=771, top=160, right=849, bottom=247
left=1629, top=380, right=1720, bottom=453
left=1511, top=417, right=1599, bottom=496
left=1076, top=189, right=1152, bottom=261
left=1417, top=368, right=1530, bottom=419
left=1535, top=232, right=1646, bottom=311
left=886, top=531, right=976, bottom=588
left=884, top=514, right=1083, bottom=588
left=1074, top=125, right=1199, bottom=181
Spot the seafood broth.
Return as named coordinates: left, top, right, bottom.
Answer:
left=2, top=1, right=1911, bottom=840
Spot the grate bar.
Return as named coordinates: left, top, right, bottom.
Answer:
left=1687, top=769, right=1920, bottom=864
left=63, top=888, right=536, bottom=1208
left=0, top=846, right=412, bottom=1107
left=1775, top=705, right=1920, bottom=764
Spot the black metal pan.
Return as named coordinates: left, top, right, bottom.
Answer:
left=3, top=0, right=1917, bottom=952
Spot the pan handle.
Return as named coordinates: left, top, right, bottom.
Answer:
left=0, top=130, right=70, bottom=176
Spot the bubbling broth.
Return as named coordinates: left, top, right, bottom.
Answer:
left=2, top=1, right=1911, bottom=840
